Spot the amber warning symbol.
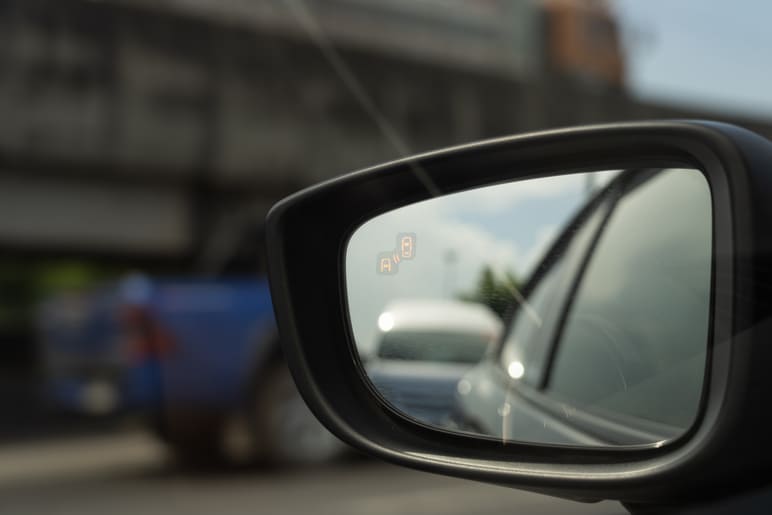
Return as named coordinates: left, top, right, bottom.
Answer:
left=397, top=233, right=416, bottom=260
left=377, top=251, right=397, bottom=275
left=376, top=234, right=416, bottom=275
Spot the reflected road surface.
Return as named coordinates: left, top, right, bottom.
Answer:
left=0, top=430, right=623, bottom=514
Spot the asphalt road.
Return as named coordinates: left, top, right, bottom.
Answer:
left=0, top=430, right=624, bottom=515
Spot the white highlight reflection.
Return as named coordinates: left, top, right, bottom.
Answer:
left=507, top=361, right=525, bottom=380
left=377, top=312, right=395, bottom=332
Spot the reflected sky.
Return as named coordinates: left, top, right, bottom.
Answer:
left=616, top=0, right=772, bottom=118
left=346, top=172, right=616, bottom=355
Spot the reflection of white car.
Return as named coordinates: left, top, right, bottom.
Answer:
left=366, top=299, right=502, bottom=426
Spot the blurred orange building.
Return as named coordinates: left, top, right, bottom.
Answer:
left=542, top=0, right=626, bottom=88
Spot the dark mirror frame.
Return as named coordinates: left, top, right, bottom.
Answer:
left=266, top=121, right=772, bottom=506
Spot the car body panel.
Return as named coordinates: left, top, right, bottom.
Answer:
left=39, top=276, right=277, bottom=416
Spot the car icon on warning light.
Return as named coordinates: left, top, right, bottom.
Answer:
left=377, top=251, right=397, bottom=275
left=397, top=233, right=416, bottom=260
left=376, top=234, right=416, bottom=275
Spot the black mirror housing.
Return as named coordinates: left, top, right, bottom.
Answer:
left=265, top=121, right=772, bottom=506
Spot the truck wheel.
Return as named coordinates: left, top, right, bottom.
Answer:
left=251, top=364, right=345, bottom=465
left=149, top=412, right=227, bottom=466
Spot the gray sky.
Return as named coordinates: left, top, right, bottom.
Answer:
left=615, top=0, right=772, bottom=119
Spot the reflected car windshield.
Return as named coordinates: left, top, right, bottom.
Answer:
left=378, top=331, right=491, bottom=364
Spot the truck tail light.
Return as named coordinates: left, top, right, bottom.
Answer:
left=119, top=305, right=175, bottom=362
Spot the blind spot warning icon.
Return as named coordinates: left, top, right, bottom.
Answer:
left=397, top=233, right=416, bottom=260
left=377, top=251, right=398, bottom=275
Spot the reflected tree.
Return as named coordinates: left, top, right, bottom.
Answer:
left=458, top=266, right=521, bottom=320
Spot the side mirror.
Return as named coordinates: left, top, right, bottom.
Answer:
left=266, top=121, right=772, bottom=508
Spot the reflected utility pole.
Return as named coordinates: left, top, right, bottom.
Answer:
left=443, top=249, right=458, bottom=298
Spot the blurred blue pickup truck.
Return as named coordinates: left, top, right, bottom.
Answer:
left=38, top=274, right=342, bottom=465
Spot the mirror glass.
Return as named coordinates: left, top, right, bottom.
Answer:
left=346, top=167, right=712, bottom=448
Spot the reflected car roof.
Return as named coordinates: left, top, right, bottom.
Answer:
left=378, top=299, right=502, bottom=335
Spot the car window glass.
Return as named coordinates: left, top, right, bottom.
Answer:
left=546, top=169, right=712, bottom=429
left=499, top=257, right=567, bottom=384
left=499, top=197, right=609, bottom=386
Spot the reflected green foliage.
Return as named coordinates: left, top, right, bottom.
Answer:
left=458, top=266, right=521, bottom=320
